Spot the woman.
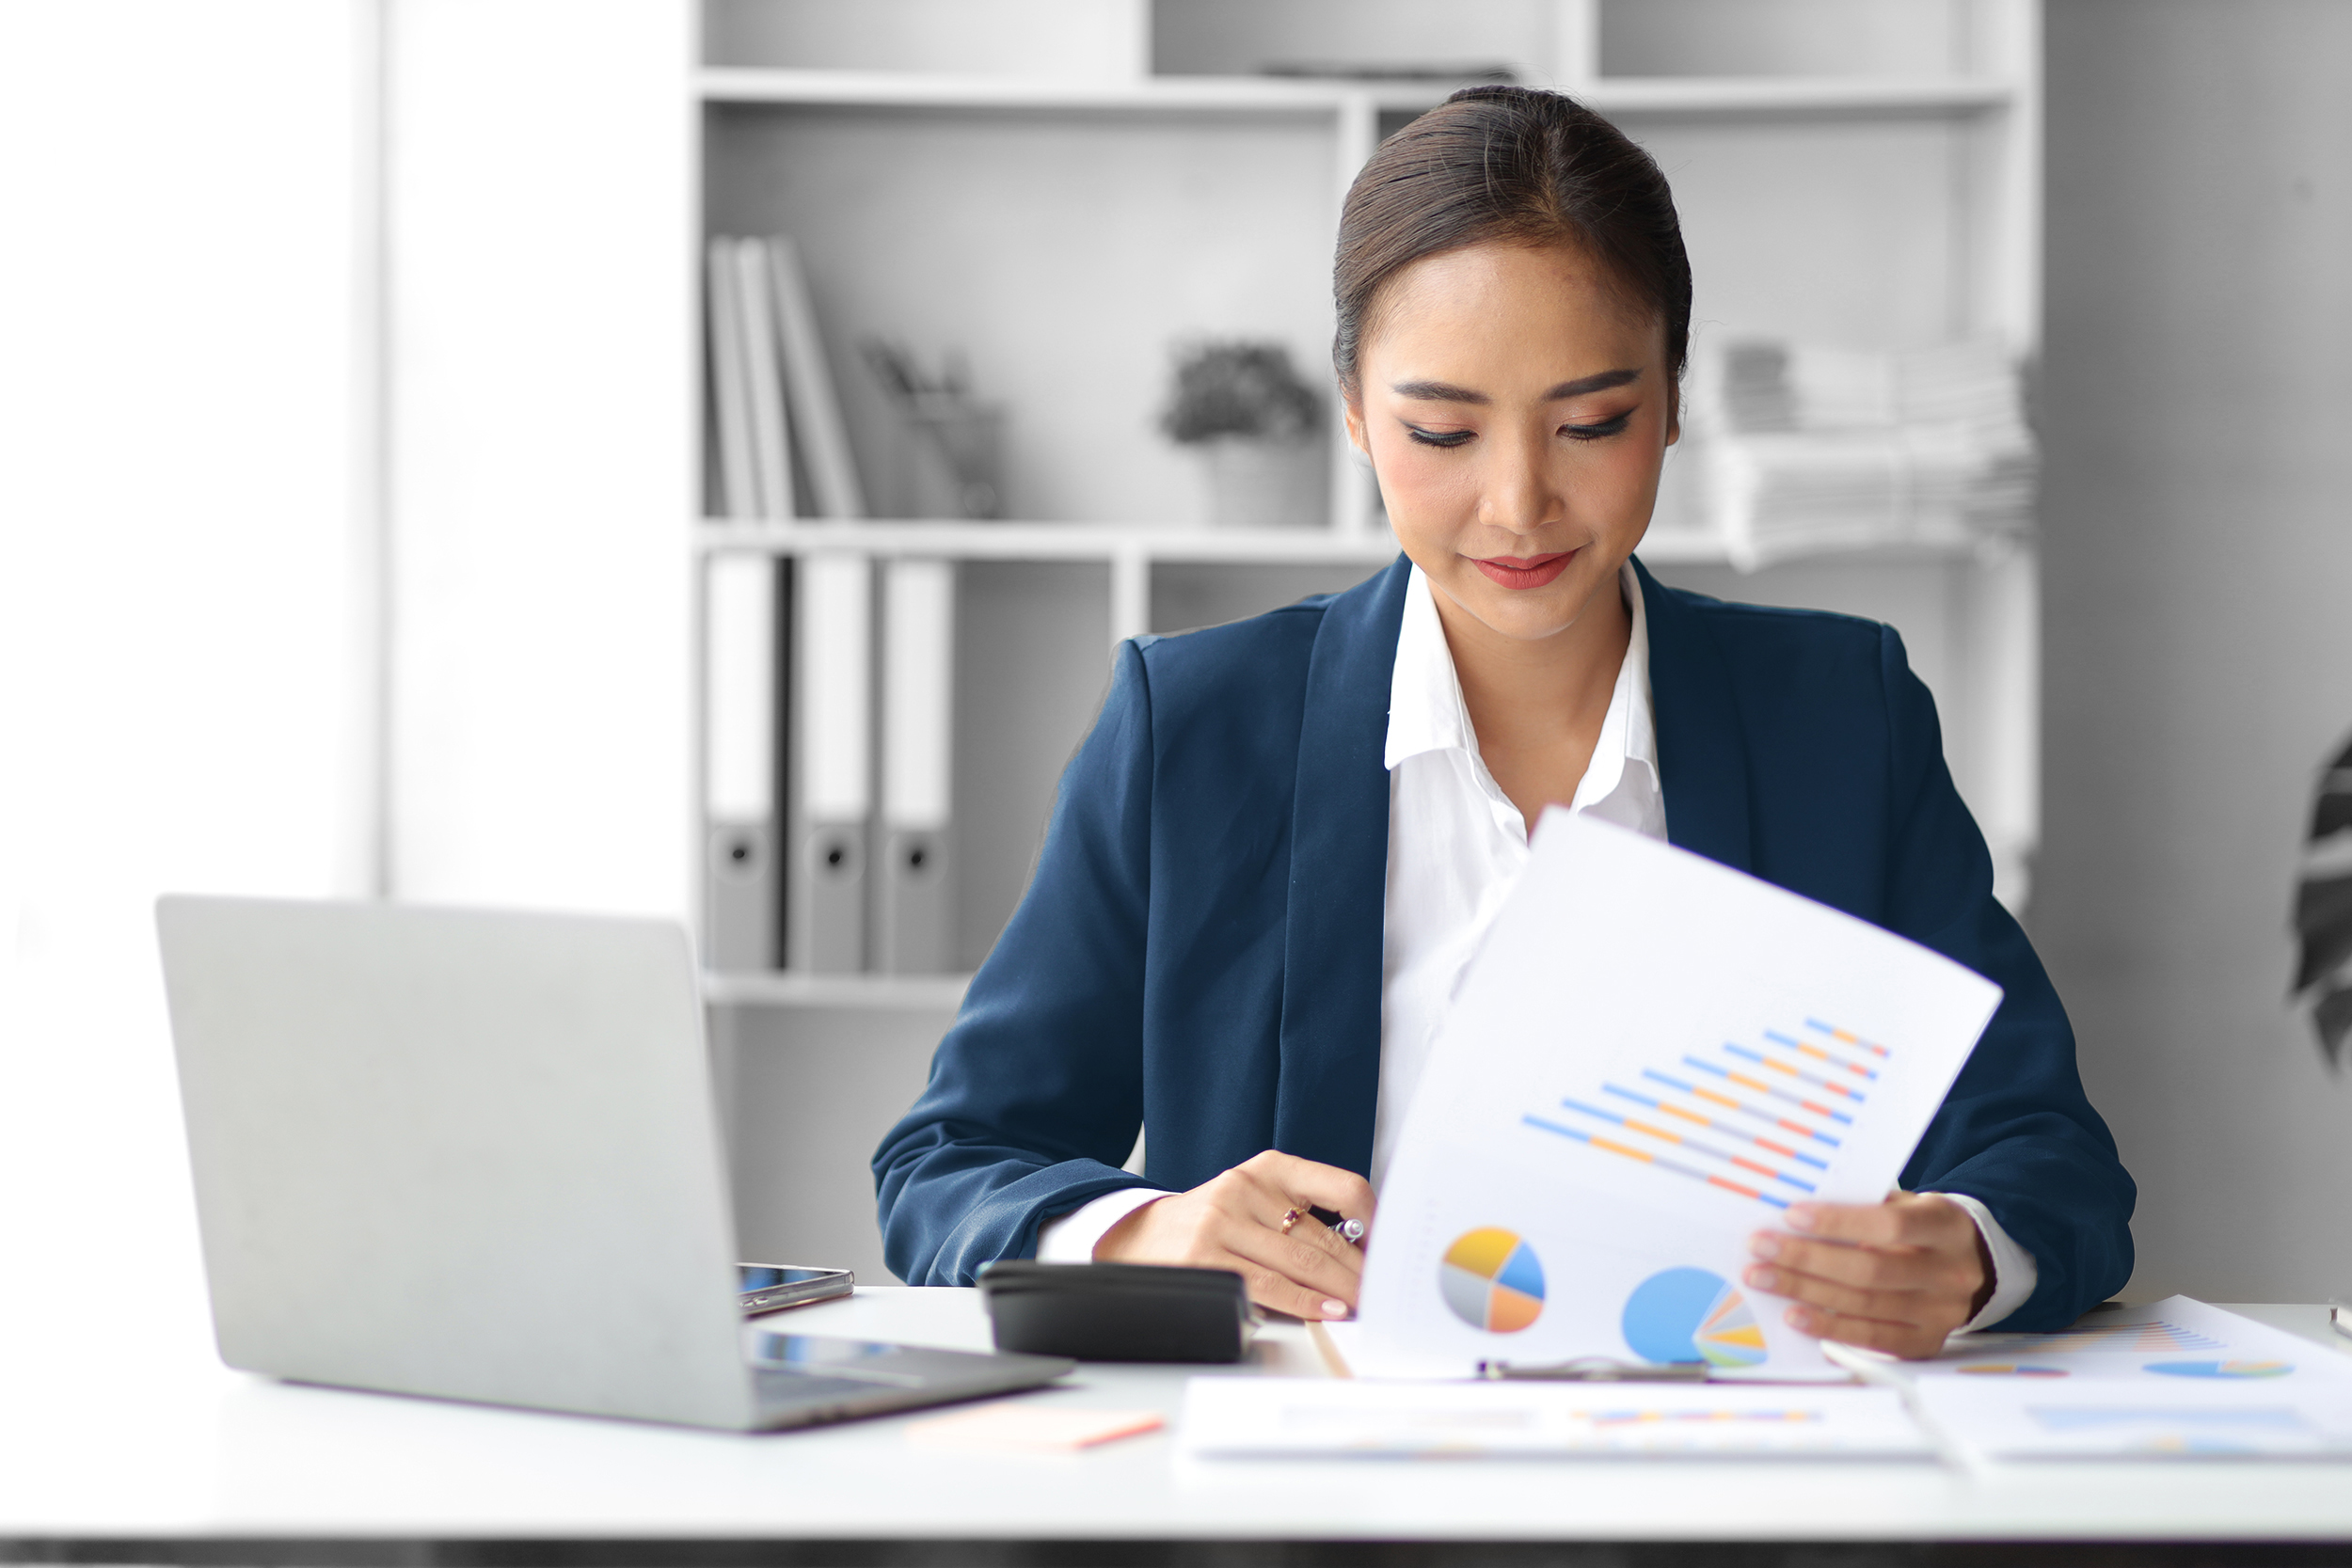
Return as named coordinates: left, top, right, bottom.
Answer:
left=873, top=87, right=2134, bottom=1355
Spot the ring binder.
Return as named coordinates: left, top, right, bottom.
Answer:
left=878, top=559, right=957, bottom=973
left=790, top=553, right=872, bottom=973
left=704, top=552, right=784, bottom=971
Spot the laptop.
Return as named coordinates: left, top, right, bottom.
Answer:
left=154, top=895, right=1073, bottom=1431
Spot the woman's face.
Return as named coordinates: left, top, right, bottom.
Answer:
left=1345, top=241, right=1677, bottom=644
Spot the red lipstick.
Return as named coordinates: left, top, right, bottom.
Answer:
left=1471, top=549, right=1575, bottom=590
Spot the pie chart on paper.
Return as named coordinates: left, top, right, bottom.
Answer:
left=2145, top=1360, right=2295, bottom=1379
left=1438, top=1227, right=1546, bottom=1333
left=1621, top=1266, right=1769, bottom=1369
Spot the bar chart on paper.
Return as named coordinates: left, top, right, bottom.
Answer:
left=1520, top=1017, right=1886, bottom=1210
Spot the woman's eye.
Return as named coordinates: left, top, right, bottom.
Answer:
left=1406, top=426, right=1474, bottom=449
left=1563, top=412, right=1634, bottom=441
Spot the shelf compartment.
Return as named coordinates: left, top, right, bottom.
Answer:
left=705, top=99, right=1345, bottom=530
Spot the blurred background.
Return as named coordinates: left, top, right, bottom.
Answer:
left=2, top=1, right=2345, bottom=1334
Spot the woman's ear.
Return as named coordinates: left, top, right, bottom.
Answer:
left=1663, top=381, right=1682, bottom=449
left=1342, top=393, right=1369, bottom=458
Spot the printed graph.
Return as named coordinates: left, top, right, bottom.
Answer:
left=2020, top=1404, right=2312, bottom=1457
left=1621, top=1266, right=1769, bottom=1368
left=2031, top=1406, right=2306, bottom=1433
left=1979, top=1319, right=2228, bottom=1355
left=1581, top=1407, right=1820, bottom=1428
left=1522, top=1016, right=1888, bottom=1209
left=1438, top=1227, right=1546, bottom=1335
left=2146, top=1360, right=2294, bottom=1379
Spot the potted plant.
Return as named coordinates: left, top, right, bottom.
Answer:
left=1158, top=340, right=1327, bottom=530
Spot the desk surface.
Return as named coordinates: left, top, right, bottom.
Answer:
left=7, top=1288, right=2352, bottom=1551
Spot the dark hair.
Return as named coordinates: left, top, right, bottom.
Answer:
left=1332, top=86, right=1692, bottom=400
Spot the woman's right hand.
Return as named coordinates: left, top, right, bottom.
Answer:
left=1090, top=1149, right=1375, bottom=1321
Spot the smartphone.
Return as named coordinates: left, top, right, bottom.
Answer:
left=738, top=1263, right=854, bottom=1316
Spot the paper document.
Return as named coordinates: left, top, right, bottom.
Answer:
left=1179, top=1377, right=1934, bottom=1459
left=1914, top=1381, right=2352, bottom=1461
left=1354, top=814, right=2003, bottom=1379
left=1879, top=1297, right=2352, bottom=1461
left=1893, top=1296, right=2352, bottom=1388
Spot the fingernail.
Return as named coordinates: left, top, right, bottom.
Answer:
left=1787, top=1306, right=1819, bottom=1333
left=1746, top=1266, right=1778, bottom=1292
left=1749, top=1233, right=1780, bottom=1259
left=1323, top=1300, right=1349, bottom=1319
left=1785, top=1206, right=1818, bottom=1232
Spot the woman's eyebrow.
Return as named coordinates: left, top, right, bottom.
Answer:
left=1389, top=368, right=1643, bottom=404
left=1390, top=378, right=1489, bottom=404
left=1548, top=368, right=1642, bottom=398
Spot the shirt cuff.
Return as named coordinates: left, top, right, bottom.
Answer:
left=1034, top=1187, right=1168, bottom=1262
left=1933, top=1191, right=2041, bottom=1332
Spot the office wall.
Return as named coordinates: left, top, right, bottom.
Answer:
left=2039, top=0, right=2352, bottom=1301
left=0, top=0, right=375, bottom=1348
left=387, top=0, right=693, bottom=919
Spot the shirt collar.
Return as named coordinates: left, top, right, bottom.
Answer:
left=1384, top=560, right=1658, bottom=798
left=1382, top=561, right=1475, bottom=769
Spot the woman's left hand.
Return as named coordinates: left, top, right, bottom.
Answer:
left=1743, top=1193, right=1994, bottom=1359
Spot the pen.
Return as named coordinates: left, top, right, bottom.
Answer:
left=1307, top=1205, right=1366, bottom=1245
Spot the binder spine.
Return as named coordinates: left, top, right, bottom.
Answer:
left=877, top=559, right=957, bottom=974
left=766, top=236, right=866, bottom=519
left=703, top=552, right=783, bottom=971
left=788, top=553, right=872, bottom=973
left=731, top=237, right=793, bottom=521
left=704, top=239, right=756, bottom=521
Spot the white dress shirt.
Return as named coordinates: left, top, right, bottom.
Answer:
left=1039, top=562, right=2035, bottom=1333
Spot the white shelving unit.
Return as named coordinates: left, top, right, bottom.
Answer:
left=693, top=0, right=2043, bottom=997
left=689, top=0, right=2044, bottom=1281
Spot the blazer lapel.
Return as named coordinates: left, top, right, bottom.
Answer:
left=1634, top=555, right=1755, bottom=874
left=1272, top=554, right=1411, bottom=1176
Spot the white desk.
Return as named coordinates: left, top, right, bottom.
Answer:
left=7, top=1288, right=2352, bottom=1558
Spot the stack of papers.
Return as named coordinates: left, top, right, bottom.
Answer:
left=1874, top=1297, right=2352, bottom=1461
left=1180, top=1378, right=1933, bottom=1460
left=1679, top=337, right=2037, bottom=568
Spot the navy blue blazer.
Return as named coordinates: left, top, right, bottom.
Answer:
left=873, top=555, right=2134, bottom=1329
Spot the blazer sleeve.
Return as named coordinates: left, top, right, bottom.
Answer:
left=870, top=640, right=1161, bottom=1285
left=1876, top=626, right=2137, bottom=1328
